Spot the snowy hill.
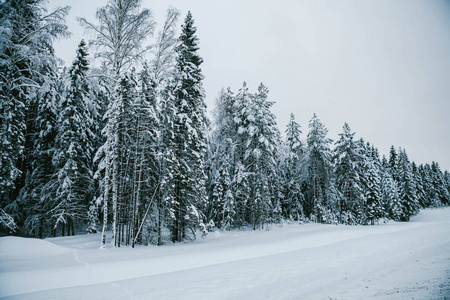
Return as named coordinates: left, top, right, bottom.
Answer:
left=1, top=208, right=450, bottom=299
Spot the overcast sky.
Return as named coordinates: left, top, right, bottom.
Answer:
left=48, top=0, right=450, bottom=171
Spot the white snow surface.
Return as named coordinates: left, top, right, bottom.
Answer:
left=1, top=208, right=450, bottom=299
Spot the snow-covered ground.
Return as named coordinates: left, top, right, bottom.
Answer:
left=1, top=208, right=449, bottom=300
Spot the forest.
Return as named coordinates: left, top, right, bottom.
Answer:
left=1, top=0, right=449, bottom=248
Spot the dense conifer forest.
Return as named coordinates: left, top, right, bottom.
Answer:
left=1, top=0, right=449, bottom=247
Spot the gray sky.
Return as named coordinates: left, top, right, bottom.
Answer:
left=49, top=0, right=450, bottom=171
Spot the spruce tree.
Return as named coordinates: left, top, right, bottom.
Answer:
left=206, top=88, right=236, bottom=228
left=397, top=149, right=420, bottom=221
left=284, top=114, right=304, bottom=220
left=244, top=83, right=280, bottom=229
left=52, top=40, right=95, bottom=235
left=444, top=171, right=450, bottom=198
left=380, top=169, right=402, bottom=220
left=232, top=83, right=252, bottom=227
left=305, top=114, right=334, bottom=222
left=170, top=12, right=208, bottom=242
left=0, top=0, right=69, bottom=221
left=333, top=123, right=364, bottom=224
left=431, top=162, right=450, bottom=206
left=412, top=162, right=426, bottom=208
left=388, top=146, right=399, bottom=181
left=23, top=70, right=62, bottom=237
left=365, top=146, right=384, bottom=225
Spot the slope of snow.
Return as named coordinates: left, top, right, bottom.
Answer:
left=1, top=208, right=449, bottom=299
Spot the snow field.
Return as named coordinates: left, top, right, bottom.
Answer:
left=1, top=207, right=449, bottom=299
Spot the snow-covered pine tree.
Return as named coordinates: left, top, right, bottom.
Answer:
left=131, top=65, right=160, bottom=246
left=232, top=83, right=252, bottom=227
left=365, top=145, right=384, bottom=225
left=352, top=138, right=371, bottom=223
left=211, top=159, right=235, bottom=229
left=333, top=123, right=364, bottom=224
left=380, top=168, right=402, bottom=221
left=388, top=146, right=399, bottom=181
left=23, top=69, right=62, bottom=237
left=419, top=164, right=435, bottom=208
left=305, top=114, right=334, bottom=222
left=170, top=12, right=208, bottom=242
left=397, top=149, right=420, bottom=221
left=430, top=162, right=450, bottom=206
left=207, top=88, right=237, bottom=229
left=88, top=75, right=108, bottom=235
left=244, top=83, right=280, bottom=229
left=136, top=9, right=181, bottom=245
left=157, top=81, right=178, bottom=244
left=0, top=0, right=69, bottom=223
left=283, top=113, right=304, bottom=220
left=411, top=162, right=426, bottom=209
left=444, top=171, right=450, bottom=201
left=52, top=40, right=95, bottom=236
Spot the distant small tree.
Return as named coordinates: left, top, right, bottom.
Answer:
left=397, top=149, right=420, bottom=221
left=365, top=146, right=384, bottom=225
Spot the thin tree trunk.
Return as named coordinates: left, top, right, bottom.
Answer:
left=118, top=203, right=121, bottom=247
left=101, top=151, right=111, bottom=249
left=132, top=150, right=144, bottom=248
left=39, top=216, right=43, bottom=239
left=157, top=192, right=163, bottom=246
left=112, top=132, right=119, bottom=247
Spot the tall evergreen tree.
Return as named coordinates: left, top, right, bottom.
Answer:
left=170, top=12, right=208, bottom=242
left=207, top=89, right=236, bottom=228
left=412, top=162, right=426, bottom=208
left=51, top=40, right=95, bottom=235
left=397, top=149, right=420, bottom=221
left=380, top=168, right=402, bottom=220
left=283, top=113, right=304, bottom=220
left=364, top=145, right=384, bottom=224
left=0, top=0, right=69, bottom=224
left=244, top=83, right=280, bottom=229
left=232, top=83, right=252, bottom=227
left=333, top=123, right=363, bottom=224
left=419, top=164, right=434, bottom=208
left=305, top=114, right=334, bottom=222
left=23, top=69, right=62, bottom=237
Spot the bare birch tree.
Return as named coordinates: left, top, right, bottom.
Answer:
left=79, top=0, right=155, bottom=248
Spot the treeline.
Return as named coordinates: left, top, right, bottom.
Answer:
left=208, top=87, right=450, bottom=229
left=1, top=0, right=449, bottom=247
